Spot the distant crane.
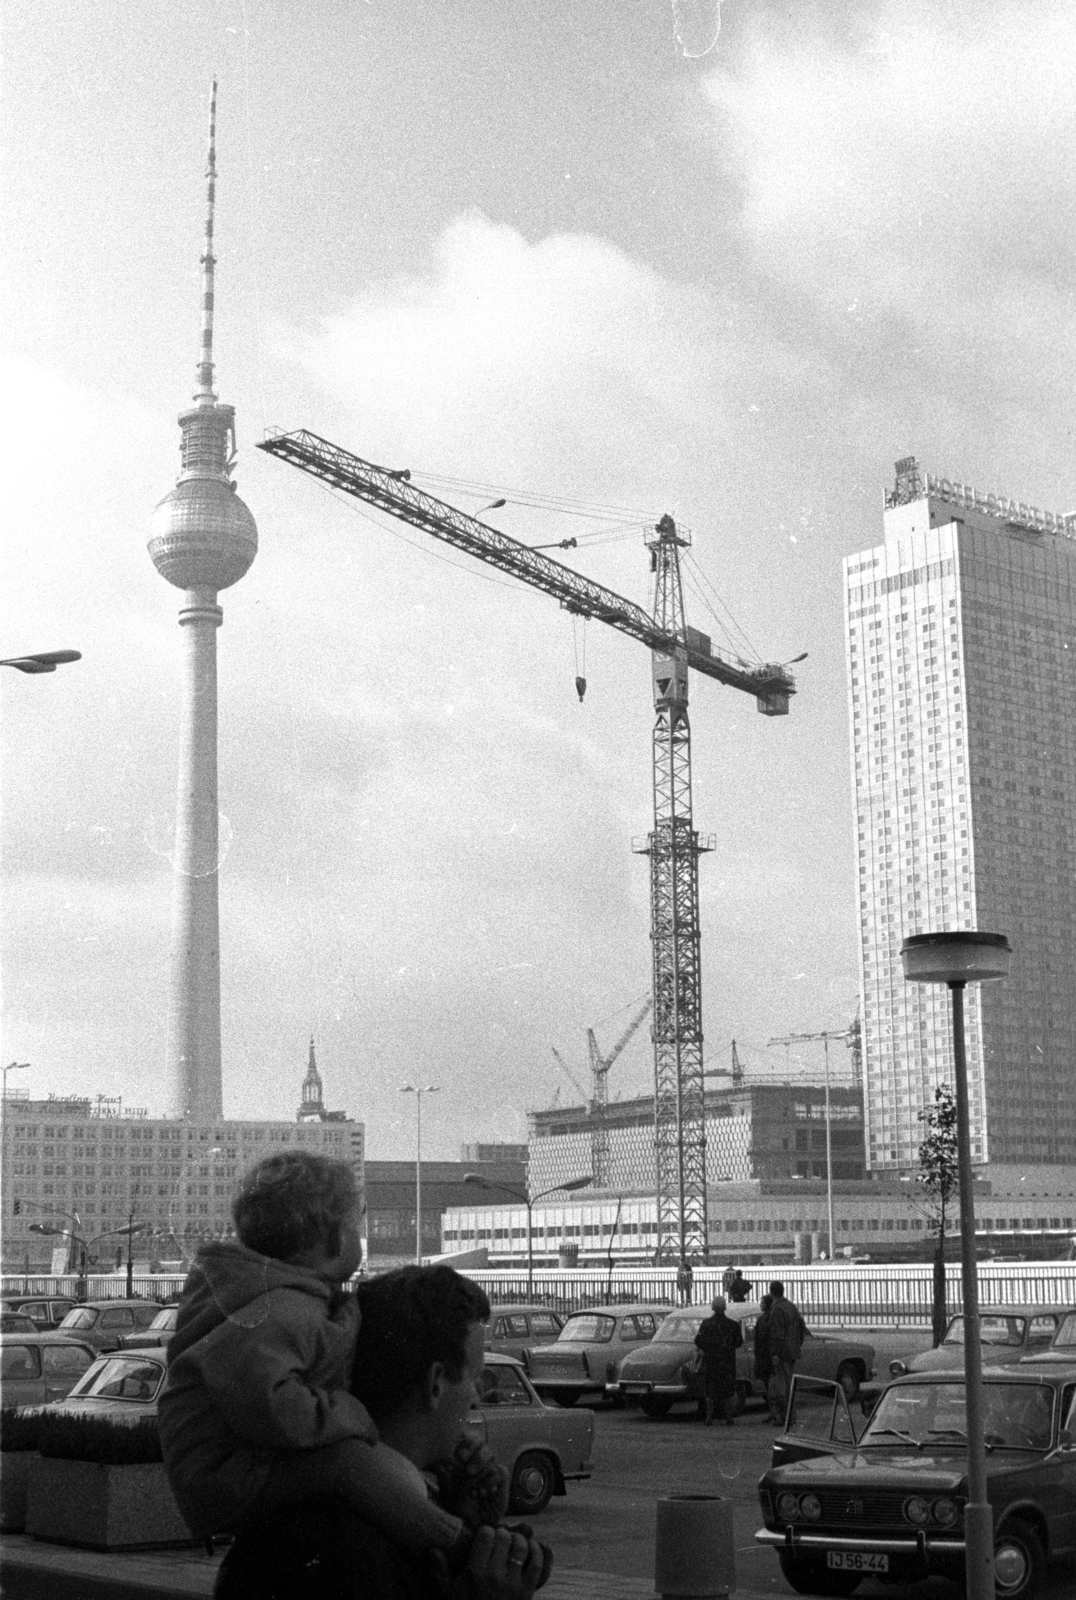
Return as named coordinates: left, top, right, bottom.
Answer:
left=587, top=996, right=653, bottom=1186
left=702, top=1038, right=746, bottom=1087
left=259, top=429, right=798, bottom=1265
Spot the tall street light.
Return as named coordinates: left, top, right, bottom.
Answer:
left=464, top=1172, right=593, bottom=1300
left=0, top=650, right=81, bottom=675
left=901, top=929, right=1011, bottom=1600
left=29, top=1220, right=132, bottom=1300
left=116, top=1215, right=149, bottom=1298
left=400, top=1085, right=439, bottom=1265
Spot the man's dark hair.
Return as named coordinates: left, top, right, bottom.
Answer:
left=769, top=1280, right=786, bottom=1297
left=232, top=1151, right=357, bottom=1262
left=351, top=1266, right=490, bottom=1420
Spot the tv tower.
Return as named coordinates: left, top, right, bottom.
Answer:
left=149, top=81, right=257, bottom=1120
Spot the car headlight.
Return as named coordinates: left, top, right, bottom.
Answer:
left=776, top=1492, right=801, bottom=1521
left=889, top=1359, right=909, bottom=1377
left=932, top=1498, right=959, bottom=1528
left=904, top=1496, right=931, bottom=1526
left=800, top=1494, right=822, bottom=1522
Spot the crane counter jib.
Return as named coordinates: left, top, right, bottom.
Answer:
left=257, top=429, right=797, bottom=715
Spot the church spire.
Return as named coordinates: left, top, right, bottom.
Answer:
left=299, top=1036, right=326, bottom=1121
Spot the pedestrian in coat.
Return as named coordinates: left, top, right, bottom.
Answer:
left=693, top=1295, right=743, bottom=1427
left=728, top=1269, right=751, bottom=1303
left=766, top=1280, right=807, bottom=1426
left=753, top=1293, right=773, bottom=1390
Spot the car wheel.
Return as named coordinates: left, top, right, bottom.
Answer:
left=836, top=1362, right=861, bottom=1402
left=551, top=1391, right=579, bottom=1408
left=777, top=1552, right=862, bottom=1597
left=994, top=1520, right=1044, bottom=1599
left=640, top=1397, right=673, bottom=1418
left=508, top=1451, right=556, bottom=1516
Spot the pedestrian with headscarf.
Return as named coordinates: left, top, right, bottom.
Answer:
left=693, top=1294, right=743, bottom=1427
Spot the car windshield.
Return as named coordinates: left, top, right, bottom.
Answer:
left=59, top=1308, right=97, bottom=1329
left=864, top=1382, right=1054, bottom=1451
left=68, top=1356, right=163, bottom=1401
left=149, top=1309, right=177, bottom=1330
left=558, top=1314, right=615, bottom=1344
left=655, top=1312, right=706, bottom=1340
left=942, top=1315, right=1026, bottom=1347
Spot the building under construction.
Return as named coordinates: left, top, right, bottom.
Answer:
left=527, top=1080, right=867, bottom=1196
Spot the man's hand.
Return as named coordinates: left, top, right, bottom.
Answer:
left=454, top=1524, right=546, bottom=1599
left=434, top=1436, right=510, bottom=1526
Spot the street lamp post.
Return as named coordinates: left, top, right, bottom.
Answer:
left=116, top=1213, right=149, bottom=1298
left=31, top=1219, right=148, bottom=1298
left=901, top=929, right=1011, bottom=1600
left=464, top=1173, right=593, bottom=1299
left=0, top=650, right=81, bottom=675
left=400, top=1085, right=439, bottom=1265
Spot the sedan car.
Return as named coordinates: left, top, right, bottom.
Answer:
left=1, top=1296, right=75, bottom=1330
left=0, top=1332, right=97, bottom=1407
left=44, top=1348, right=168, bottom=1417
left=483, top=1306, right=563, bottom=1368
left=525, top=1303, right=668, bottom=1407
left=52, top=1299, right=162, bottom=1353
left=617, top=1303, right=875, bottom=1417
left=120, top=1305, right=179, bottom=1350
left=756, top=1367, right=1076, bottom=1598
left=467, top=1352, right=593, bottom=1515
left=888, top=1304, right=1069, bottom=1379
left=0, top=1313, right=37, bottom=1335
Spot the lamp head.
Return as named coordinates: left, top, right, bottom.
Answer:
left=901, top=930, right=1011, bottom=986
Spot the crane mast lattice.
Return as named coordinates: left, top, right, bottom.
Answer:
left=258, top=428, right=796, bottom=1266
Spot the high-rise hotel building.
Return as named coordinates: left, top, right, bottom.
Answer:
left=846, top=458, right=1076, bottom=1175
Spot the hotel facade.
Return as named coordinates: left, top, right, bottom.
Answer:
left=846, top=458, right=1076, bottom=1176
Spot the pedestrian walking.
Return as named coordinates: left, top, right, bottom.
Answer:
left=693, top=1294, right=743, bottom=1427
left=766, top=1279, right=807, bottom=1426
left=753, top=1293, right=773, bottom=1396
left=675, top=1258, right=694, bottom=1306
left=721, top=1262, right=736, bottom=1297
left=728, top=1269, right=751, bottom=1303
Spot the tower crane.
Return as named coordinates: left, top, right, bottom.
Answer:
left=258, top=428, right=798, bottom=1264
left=586, top=995, right=653, bottom=1187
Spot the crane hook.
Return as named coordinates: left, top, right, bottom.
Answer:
left=575, top=675, right=587, bottom=703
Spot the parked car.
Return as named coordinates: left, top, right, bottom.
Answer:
left=617, top=1302, right=875, bottom=1418
left=48, top=1345, right=593, bottom=1522
left=120, top=1305, right=179, bottom=1350
left=1019, top=1306, right=1076, bottom=1365
left=467, top=1352, right=593, bottom=1515
left=2, top=1295, right=76, bottom=1330
left=51, top=1299, right=161, bottom=1353
left=756, top=1367, right=1076, bottom=1598
left=0, top=1332, right=97, bottom=1407
left=888, top=1304, right=1070, bottom=1378
left=483, top=1305, right=564, bottom=1368
left=43, top=1348, right=168, bottom=1417
left=525, top=1303, right=669, bottom=1407
left=0, top=1312, right=38, bottom=1335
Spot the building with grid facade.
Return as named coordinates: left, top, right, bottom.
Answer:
left=847, top=458, right=1076, bottom=1174
left=1, top=1085, right=363, bottom=1272
left=527, top=1082, right=865, bottom=1196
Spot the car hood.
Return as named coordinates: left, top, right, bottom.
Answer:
left=909, top=1345, right=1022, bottom=1372
left=619, top=1342, right=692, bottom=1379
left=765, top=1450, right=967, bottom=1494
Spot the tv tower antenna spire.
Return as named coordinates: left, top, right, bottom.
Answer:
left=148, top=80, right=258, bottom=1121
left=195, top=77, right=218, bottom=405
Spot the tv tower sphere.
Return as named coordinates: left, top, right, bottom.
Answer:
left=149, top=81, right=256, bottom=1123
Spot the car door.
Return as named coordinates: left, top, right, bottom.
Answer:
left=41, top=1342, right=95, bottom=1401
left=771, top=1374, right=859, bottom=1469
left=0, top=1342, right=46, bottom=1406
left=1047, top=1382, right=1076, bottom=1554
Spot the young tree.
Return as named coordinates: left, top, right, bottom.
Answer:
left=917, top=1085, right=959, bottom=1346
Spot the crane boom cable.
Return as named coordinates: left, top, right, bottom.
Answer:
left=257, top=431, right=794, bottom=708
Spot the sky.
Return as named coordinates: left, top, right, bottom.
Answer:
left=3, top=0, right=1075, bottom=1160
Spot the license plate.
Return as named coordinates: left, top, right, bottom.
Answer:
left=827, top=1553, right=889, bottom=1573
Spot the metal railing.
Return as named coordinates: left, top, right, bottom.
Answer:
left=5, top=1261, right=1075, bottom=1324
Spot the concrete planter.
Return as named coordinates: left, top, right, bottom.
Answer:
left=0, top=1451, right=37, bottom=1533
left=25, top=1456, right=194, bottom=1550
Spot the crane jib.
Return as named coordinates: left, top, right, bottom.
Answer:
left=257, top=430, right=794, bottom=712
